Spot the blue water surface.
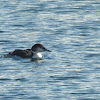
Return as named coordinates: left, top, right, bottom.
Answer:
left=0, top=0, right=100, bottom=100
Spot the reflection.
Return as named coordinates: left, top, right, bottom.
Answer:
left=31, top=58, right=43, bottom=63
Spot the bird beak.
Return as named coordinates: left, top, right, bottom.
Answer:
left=45, top=49, right=51, bottom=52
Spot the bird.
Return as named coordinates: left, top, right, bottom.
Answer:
left=9, top=44, right=51, bottom=59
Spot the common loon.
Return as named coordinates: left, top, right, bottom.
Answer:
left=9, top=44, right=51, bottom=59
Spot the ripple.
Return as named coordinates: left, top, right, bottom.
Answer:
left=11, top=24, right=25, bottom=27
left=0, top=31, right=6, bottom=33
left=85, top=53, right=100, bottom=58
left=50, top=76, right=80, bottom=80
left=0, top=78, right=11, bottom=81
left=71, top=93, right=100, bottom=94
left=15, top=78, right=27, bottom=82
left=79, top=33, right=91, bottom=36
left=0, top=40, right=12, bottom=43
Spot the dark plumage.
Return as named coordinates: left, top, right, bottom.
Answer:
left=9, top=49, right=33, bottom=58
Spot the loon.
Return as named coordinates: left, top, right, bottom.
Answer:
left=9, top=44, right=51, bottom=59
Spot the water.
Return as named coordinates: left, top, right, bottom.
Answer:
left=0, top=0, right=100, bottom=100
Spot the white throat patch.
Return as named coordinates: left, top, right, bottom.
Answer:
left=37, top=53, right=42, bottom=58
left=32, top=52, right=42, bottom=59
